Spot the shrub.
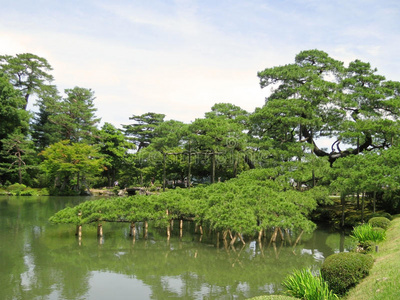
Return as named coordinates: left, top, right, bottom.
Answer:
left=282, top=268, right=338, bottom=300
left=6, top=183, right=27, bottom=195
left=20, top=189, right=37, bottom=196
left=368, top=217, right=391, bottom=230
left=39, top=188, right=50, bottom=196
left=366, top=212, right=392, bottom=221
left=321, top=252, right=374, bottom=295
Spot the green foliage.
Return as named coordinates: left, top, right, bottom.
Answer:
left=0, top=53, right=54, bottom=109
left=49, top=168, right=325, bottom=238
left=97, top=122, right=134, bottom=187
left=6, top=183, right=27, bottom=195
left=248, top=296, right=296, bottom=300
left=1, top=131, right=36, bottom=184
left=321, top=252, right=374, bottom=295
left=39, top=141, right=104, bottom=193
left=123, top=112, right=165, bottom=150
left=351, top=223, right=386, bottom=246
left=368, top=217, right=391, bottom=230
left=282, top=268, right=338, bottom=300
left=366, top=212, right=393, bottom=221
left=48, top=87, right=100, bottom=143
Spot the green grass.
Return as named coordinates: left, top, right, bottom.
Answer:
left=248, top=296, right=296, bottom=300
left=345, top=217, right=400, bottom=299
left=351, top=223, right=386, bottom=244
left=282, top=268, right=338, bottom=300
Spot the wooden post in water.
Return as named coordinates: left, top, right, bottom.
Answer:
left=270, top=227, right=278, bottom=243
left=166, top=210, right=171, bottom=239
left=144, top=221, right=148, bottom=239
left=129, top=222, right=136, bottom=237
left=76, top=211, right=82, bottom=238
left=179, top=219, right=183, bottom=238
left=293, top=230, right=304, bottom=247
left=278, top=227, right=284, bottom=241
left=230, top=232, right=238, bottom=246
left=238, top=233, right=245, bottom=245
left=97, top=210, right=103, bottom=238
left=258, top=229, right=263, bottom=241
left=97, top=223, right=103, bottom=237
left=285, top=229, right=292, bottom=245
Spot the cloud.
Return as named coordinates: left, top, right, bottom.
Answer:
left=1, top=0, right=399, bottom=128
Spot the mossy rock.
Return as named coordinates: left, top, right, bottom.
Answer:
left=368, top=217, right=391, bottom=230
left=321, top=252, right=374, bottom=295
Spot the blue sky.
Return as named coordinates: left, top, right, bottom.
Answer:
left=1, top=0, right=399, bottom=127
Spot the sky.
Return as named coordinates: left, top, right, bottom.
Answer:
left=1, top=0, right=399, bottom=128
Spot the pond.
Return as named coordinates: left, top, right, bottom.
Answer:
left=0, top=196, right=353, bottom=300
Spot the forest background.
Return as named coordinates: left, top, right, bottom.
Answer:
left=1, top=49, right=400, bottom=224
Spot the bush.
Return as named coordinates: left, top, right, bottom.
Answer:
left=6, top=183, right=27, bottom=195
left=282, top=268, right=338, bottom=300
left=321, top=252, right=374, bottom=295
left=39, top=188, right=50, bottom=196
left=366, top=212, right=392, bottom=221
left=368, top=217, right=391, bottom=230
left=20, top=188, right=37, bottom=196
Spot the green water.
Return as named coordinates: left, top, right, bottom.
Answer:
left=0, top=196, right=353, bottom=300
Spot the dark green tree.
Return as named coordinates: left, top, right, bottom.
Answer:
left=0, top=132, right=35, bottom=184
left=0, top=53, right=54, bottom=110
left=31, top=85, right=63, bottom=150
left=256, top=49, right=400, bottom=166
left=0, top=73, right=31, bottom=184
left=97, top=123, right=134, bottom=187
left=49, top=87, right=100, bottom=143
left=122, top=112, right=165, bottom=151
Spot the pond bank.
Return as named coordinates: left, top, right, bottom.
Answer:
left=344, top=217, right=400, bottom=299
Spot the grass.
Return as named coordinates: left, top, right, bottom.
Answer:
left=351, top=223, right=386, bottom=244
left=282, top=268, right=338, bottom=300
left=345, top=217, right=400, bottom=299
left=248, top=296, right=296, bottom=300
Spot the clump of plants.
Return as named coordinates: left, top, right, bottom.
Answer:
left=351, top=223, right=386, bottom=252
left=368, top=216, right=391, bottom=230
left=282, top=268, right=338, bottom=300
left=321, top=252, right=374, bottom=295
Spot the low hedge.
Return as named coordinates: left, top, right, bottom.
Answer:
left=321, top=252, right=374, bottom=295
left=368, top=217, right=391, bottom=230
left=366, top=212, right=392, bottom=221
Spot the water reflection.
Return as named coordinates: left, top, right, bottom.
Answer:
left=0, top=196, right=353, bottom=300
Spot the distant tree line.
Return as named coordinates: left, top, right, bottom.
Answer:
left=2, top=50, right=400, bottom=218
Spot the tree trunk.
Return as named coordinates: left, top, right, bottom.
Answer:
left=211, top=151, right=216, bottom=184
left=188, top=140, right=191, bottom=189
left=163, top=152, right=166, bottom=192
left=373, top=191, right=376, bottom=213
left=361, top=191, right=365, bottom=222
left=341, top=192, right=346, bottom=227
